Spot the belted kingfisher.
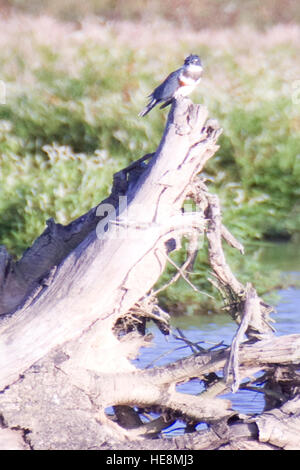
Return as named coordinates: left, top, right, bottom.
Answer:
left=139, top=54, right=203, bottom=117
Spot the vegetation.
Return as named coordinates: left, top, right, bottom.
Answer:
left=6, top=0, right=300, bottom=29
left=0, top=10, right=299, bottom=313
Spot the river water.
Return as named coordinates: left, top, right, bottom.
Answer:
left=133, top=242, right=300, bottom=435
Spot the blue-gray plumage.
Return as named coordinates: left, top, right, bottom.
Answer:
left=139, top=54, right=203, bottom=117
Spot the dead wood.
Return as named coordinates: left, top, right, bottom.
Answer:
left=0, top=96, right=299, bottom=450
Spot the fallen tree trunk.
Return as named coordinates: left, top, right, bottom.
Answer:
left=0, top=97, right=299, bottom=450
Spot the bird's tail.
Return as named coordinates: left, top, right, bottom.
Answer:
left=159, top=98, right=173, bottom=110
left=138, top=97, right=158, bottom=117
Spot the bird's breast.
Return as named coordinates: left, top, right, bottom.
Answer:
left=174, top=82, right=197, bottom=97
left=178, top=76, right=198, bottom=86
left=178, top=69, right=202, bottom=86
left=175, top=72, right=201, bottom=97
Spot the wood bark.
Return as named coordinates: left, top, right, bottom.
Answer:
left=0, top=97, right=298, bottom=450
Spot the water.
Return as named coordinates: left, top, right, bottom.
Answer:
left=133, top=242, right=300, bottom=434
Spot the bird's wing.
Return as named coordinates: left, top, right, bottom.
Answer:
left=151, top=69, right=181, bottom=101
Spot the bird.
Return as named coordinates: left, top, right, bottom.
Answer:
left=139, top=54, right=203, bottom=117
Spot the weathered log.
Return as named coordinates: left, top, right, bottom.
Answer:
left=0, top=153, right=154, bottom=316
left=0, top=333, right=299, bottom=449
left=0, top=98, right=222, bottom=390
left=0, top=97, right=298, bottom=450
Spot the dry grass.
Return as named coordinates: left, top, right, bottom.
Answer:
left=4, top=0, right=300, bottom=29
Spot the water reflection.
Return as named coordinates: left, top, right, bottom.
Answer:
left=132, top=242, right=300, bottom=435
left=134, top=286, right=300, bottom=424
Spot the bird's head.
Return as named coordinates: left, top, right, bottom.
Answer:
left=184, top=54, right=203, bottom=71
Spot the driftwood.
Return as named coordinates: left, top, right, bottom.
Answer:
left=0, top=97, right=299, bottom=450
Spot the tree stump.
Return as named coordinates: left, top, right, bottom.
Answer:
left=0, top=97, right=299, bottom=450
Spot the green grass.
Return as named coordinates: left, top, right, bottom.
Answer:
left=0, top=15, right=299, bottom=312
